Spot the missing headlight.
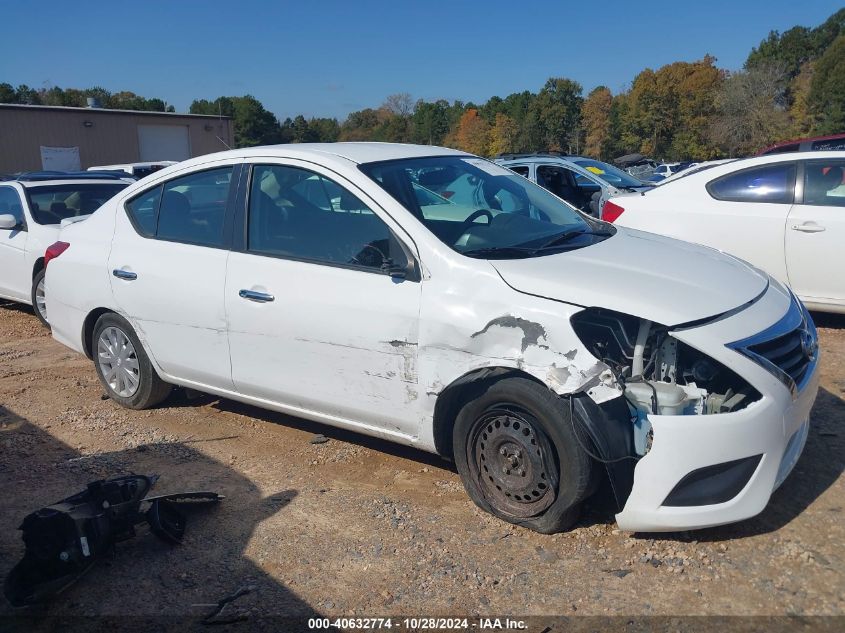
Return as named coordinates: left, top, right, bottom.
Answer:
left=571, top=308, right=762, bottom=454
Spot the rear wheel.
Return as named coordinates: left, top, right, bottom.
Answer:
left=453, top=377, right=594, bottom=533
left=31, top=269, right=48, bottom=327
left=92, top=313, right=171, bottom=409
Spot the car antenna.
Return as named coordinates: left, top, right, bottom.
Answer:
left=216, top=102, right=232, bottom=150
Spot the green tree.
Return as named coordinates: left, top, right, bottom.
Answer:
left=709, top=61, right=791, bottom=156
left=190, top=95, right=279, bottom=147
left=533, top=77, right=583, bottom=152
left=411, top=99, right=450, bottom=145
left=809, top=34, right=845, bottom=134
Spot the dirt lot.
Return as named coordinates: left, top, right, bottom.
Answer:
left=0, top=301, right=843, bottom=625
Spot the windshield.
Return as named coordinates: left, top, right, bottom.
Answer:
left=571, top=158, right=647, bottom=188
left=26, top=183, right=128, bottom=224
left=360, top=156, right=613, bottom=258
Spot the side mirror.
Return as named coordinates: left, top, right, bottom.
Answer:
left=0, top=214, right=20, bottom=230
left=381, top=257, right=407, bottom=280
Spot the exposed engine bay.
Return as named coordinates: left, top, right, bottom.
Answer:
left=571, top=308, right=761, bottom=456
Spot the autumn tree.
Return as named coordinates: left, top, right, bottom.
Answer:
left=448, top=108, right=490, bottom=156
left=581, top=86, right=613, bottom=158
left=488, top=113, right=519, bottom=155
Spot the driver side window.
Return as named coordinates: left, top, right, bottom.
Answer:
left=247, top=164, right=396, bottom=271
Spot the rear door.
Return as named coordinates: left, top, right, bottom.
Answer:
left=108, top=160, right=241, bottom=390
left=785, top=159, right=845, bottom=307
left=0, top=185, right=30, bottom=302
left=225, top=160, right=423, bottom=436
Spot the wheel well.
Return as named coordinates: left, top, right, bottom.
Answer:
left=32, top=258, right=44, bottom=279
left=432, top=367, right=546, bottom=460
left=82, top=308, right=114, bottom=359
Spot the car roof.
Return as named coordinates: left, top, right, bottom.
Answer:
left=179, top=143, right=472, bottom=168
left=496, top=155, right=580, bottom=166
left=644, top=150, right=845, bottom=191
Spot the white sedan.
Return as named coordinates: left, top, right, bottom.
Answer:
left=46, top=143, right=818, bottom=533
left=0, top=174, right=129, bottom=324
left=602, top=151, right=845, bottom=313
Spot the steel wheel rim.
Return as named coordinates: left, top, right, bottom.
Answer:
left=97, top=327, right=140, bottom=398
left=35, top=278, right=47, bottom=322
left=468, top=406, right=558, bottom=518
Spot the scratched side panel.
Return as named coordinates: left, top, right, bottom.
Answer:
left=226, top=252, right=424, bottom=436
left=413, top=257, right=611, bottom=451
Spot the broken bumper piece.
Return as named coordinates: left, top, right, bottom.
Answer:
left=615, top=347, right=818, bottom=533
left=3, top=474, right=222, bottom=607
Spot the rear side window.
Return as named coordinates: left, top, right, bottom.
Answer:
left=707, top=164, right=796, bottom=204
left=125, top=186, right=161, bottom=237
left=247, top=164, right=394, bottom=271
left=803, top=160, right=845, bottom=206
left=124, top=167, right=233, bottom=247
left=810, top=139, right=845, bottom=151
left=507, top=165, right=529, bottom=177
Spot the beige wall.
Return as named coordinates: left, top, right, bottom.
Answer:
left=0, top=106, right=234, bottom=173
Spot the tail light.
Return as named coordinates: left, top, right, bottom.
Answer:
left=601, top=200, right=625, bottom=223
left=44, top=241, right=70, bottom=268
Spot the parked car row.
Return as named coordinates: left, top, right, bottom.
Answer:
left=602, top=151, right=845, bottom=314
left=0, top=142, right=809, bottom=536
left=0, top=171, right=131, bottom=324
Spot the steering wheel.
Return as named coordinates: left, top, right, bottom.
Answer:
left=458, top=209, right=493, bottom=233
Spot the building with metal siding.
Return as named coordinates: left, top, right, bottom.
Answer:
left=0, top=104, right=234, bottom=173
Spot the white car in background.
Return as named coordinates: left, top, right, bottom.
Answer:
left=602, top=151, right=845, bottom=313
left=47, top=143, right=817, bottom=533
left=0, top=173, right=129, bottom=324
left=88, top=161, right=177, bottom=179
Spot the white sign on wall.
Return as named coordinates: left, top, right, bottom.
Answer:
left=40, top=146, right=81, bottom=171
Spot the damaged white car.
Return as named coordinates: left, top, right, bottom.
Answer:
left=46, top=143, right=819, bottom=533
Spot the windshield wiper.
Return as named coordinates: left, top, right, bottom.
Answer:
left=536, top=228, right=614, bottom=251
left=461, top=246, right=538, bottom=259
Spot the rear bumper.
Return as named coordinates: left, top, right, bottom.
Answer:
left=615, top=282, right=819, bottom=532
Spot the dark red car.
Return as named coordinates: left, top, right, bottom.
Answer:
left=758, top=133, right=845, bottom=155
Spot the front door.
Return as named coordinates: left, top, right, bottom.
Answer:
left=225, top=161, right=423, bottom=437
left=786, top=159, right=845, bottom=307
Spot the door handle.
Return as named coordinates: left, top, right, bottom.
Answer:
left=791, top=223, right=826, bottom=233
left=112, top=269, right=137, bottom=280
left=239, top=289, right=275, bottom=303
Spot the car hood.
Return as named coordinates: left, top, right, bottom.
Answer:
left=490, top=227, right=768, bottom=326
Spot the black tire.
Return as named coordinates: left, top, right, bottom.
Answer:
left=31, top=268, right=49, bottom=327
left=453, top=376, right=594, bottom=533
left=92, top=312, right=172, bottom=409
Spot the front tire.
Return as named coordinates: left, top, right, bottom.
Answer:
left=92, top=313, right=171, bottom=409
left=31, top=269, right=48, bottom=327
left=453, top=377, right=594, bottom=533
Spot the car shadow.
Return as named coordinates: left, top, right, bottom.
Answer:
left=810, top=311, right=845, bottom=329
left=165, top=388, right=456, bottom=472
left=0, top=405, right=324, bottom=630
left=162, top=381, right=844, bottom=541
left=0, top=300, right=35, bottom=317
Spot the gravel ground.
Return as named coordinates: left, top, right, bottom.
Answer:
left=0, top=301, right=843, bottom=625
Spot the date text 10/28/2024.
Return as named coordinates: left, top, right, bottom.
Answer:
left=308, top=618, right=527, bottom=630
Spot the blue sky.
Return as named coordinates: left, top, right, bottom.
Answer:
left=2, top=1, right=841, bottom=121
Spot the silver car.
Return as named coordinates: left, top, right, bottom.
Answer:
left=495, top=154, right=652, bottom=217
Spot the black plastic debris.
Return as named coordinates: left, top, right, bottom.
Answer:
left=3, top=474, right=223, bottom=607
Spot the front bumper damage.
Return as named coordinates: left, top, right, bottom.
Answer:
left=613, top=285, right=819, bottom=532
